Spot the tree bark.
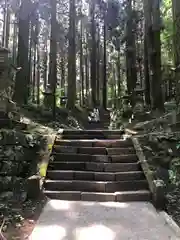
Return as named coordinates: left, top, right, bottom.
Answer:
left=150, top=0, right=164, bottom=111
left=67, top=0, right=76, bottom=109
left=102, top=12, right=107, bottom=109
left=144, top=33, right=151, bottom=106
left=90, top=0, right=97, bottom=107
left=172, top=0, right=180, bottom=108
left=143, top=0, right=164, bottom=111
left=48, top=0, right=57, bottom=118
left=125, top=0, right=137, bottom=106
left=13, top=0, right=31, bottom=104
left=80, top=18, right=84, bottom=106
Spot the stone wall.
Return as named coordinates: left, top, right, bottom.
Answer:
left=0, top=129, right=47, bottom=202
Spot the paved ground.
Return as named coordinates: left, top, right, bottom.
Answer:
left=29, top=200, right=178, bottom=240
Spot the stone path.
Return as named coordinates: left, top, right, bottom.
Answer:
left=29, top=200, right=178, bottom=240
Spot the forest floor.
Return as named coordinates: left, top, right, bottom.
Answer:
left=3, top=194, right=47, bottom=240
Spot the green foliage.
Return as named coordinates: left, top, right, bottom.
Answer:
left=169, top=157, right=180, bottom=186
left=161, top=0, right=173, bottom=64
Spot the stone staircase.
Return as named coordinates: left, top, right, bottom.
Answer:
left=44, top=130, right=151, bottom=202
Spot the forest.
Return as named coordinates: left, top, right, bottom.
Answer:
left=0, top=0, right=180, bottom=239
left=0, top=0, right=176, bottom=113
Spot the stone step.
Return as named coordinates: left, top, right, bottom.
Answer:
left=52, top=153, right=92, bottom=162
left=61, top=130, right=124, bottom=136
left=48, top=162, right=140, bottom=172
left=47, top=170, right=145, bottom=181
left=93, top=140, right=133, bottom=148
left=61, top=135, right=126, bottom=140
left=55, top=139, right=133, bottom=148
left=44, top=180, right=148, bottom=192
left=53, top=145, right=135, bottom=155
left=44, top=190, right=151, bottom=202
left=53, top=146, right=107, bottom=155
left=110, top=154, right=138, bottom=162
left=107, top=148, right=135, bottom=155
left=52, top=153, right=138, bottom=163
left=62, top=134, right=105, bottom=139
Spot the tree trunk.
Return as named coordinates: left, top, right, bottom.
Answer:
left=12, top=21, right=18, bottom=65
left=13, top=0, right=31, bottom=104
left=143, top=0, right=164, bottom=111
left=125, top=0, right=137, bottom=106
left=150, top=0, right=164, bottom=111
left=102, top=12, right=107, bottom=109
left=117, top=49, right=121, bottom=107
left=172, top=0, right=180, bottom=108
left=85, top=30, right=90, bottom=105
left=27, top=23, right=33, bottom=100
left=48, top=0, right=57, bottom=118
left=60, top=56, right=65, bottom=94
left=43, top=39, right=48, bottom=90
left=90, top=0, right=97, bottom=107
left=36, top=38, right=40, bottom=105
left=96, top=25, right=100, bottom=105
left=32, top=43, right=36, bottom=102
left=144, top=33, right=151, bottom=106
left=80, top=18, right=84, bottom=106
left=67, top=0, right=76, bottom=109
left=2, top=0, right=10, bottom=48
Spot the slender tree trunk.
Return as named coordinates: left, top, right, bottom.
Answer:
left=102, top=12, right=107, bottom=109
left=36, top=16, right=40, bottom=105
left=5, top=8, right=10, bottom=48
left=2, top=0, right=10, bottom=48
left=113, top=65, right=117, bottom=108
left=96, top=25, right=100, bottom=105
left=36, top=44, right=40, bottom=105
left=32, top=44, right=36, bottom=102
left=12, top=21, right=18, bottom=64
left=85, top=52, right=89, bottom=104
left=117, top=49, right=121, bottom=107
left=43, top=38, right=48, bottom=90
left=27, top=24, right=33, bottom=100
left=80, top=19, right=84, bottom=106
left=125, top=0, right=137, bottom=106
left=67, top=0, right=76, bottom=109
left=90, top=0, right=97, bottom=107
left=144, top=33, right=151, bottom=105
left=48, top=0, right=57, bottom=118
left=60, top=56, right=65, bottom=94
left=85, top=30, right=90, bottom=105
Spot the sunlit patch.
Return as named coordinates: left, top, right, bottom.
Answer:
left=57, top=128, right=64, bottom=134
left=100, top=202, right=129, bottom=208
left=81, top=201, right=97, bottom=206
left=30, top=225, right=66, bottom=240
left=75, top=224, right=115, bottom=240
left=49, top=200, right=71, bottom=210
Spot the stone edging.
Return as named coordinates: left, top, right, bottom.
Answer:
left=27, top=133, right=56, bottom=199
left=132, top=137, right=166, bottom=209
left=159, top=211, right=180, bottom=237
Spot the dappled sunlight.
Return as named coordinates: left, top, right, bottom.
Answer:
left=99, top=202, right=129, bottom=208
left=30, top=222, right=117, bottom=240
left=48, top=200, right=71, bottom=211
left=81, top=201, right=97, bottom=207
left=30, top=201, right=178, bottom=240
left=75, top=224, right=116, bottom=240
left=30, top=225, right=66, bottom=240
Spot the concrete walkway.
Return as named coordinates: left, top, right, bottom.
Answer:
left=29, top=200, right=178, bottom=240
